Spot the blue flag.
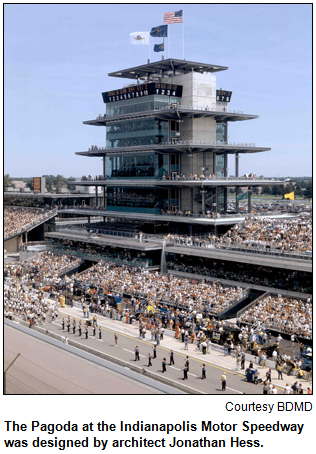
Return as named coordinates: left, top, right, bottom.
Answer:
left=154, top=43, right=164, bottom=52
left=150, top=25, right=168, bottom=37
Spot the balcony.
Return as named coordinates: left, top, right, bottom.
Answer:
left=83, top=105, right=258, bottom=126
left=78, top=141, right=264, bottom=157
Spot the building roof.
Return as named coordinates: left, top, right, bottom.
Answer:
left=108, top=58, right=228, bottom=80
left=58, top=208, right=298, bottom=228
left=45, top=230, right=162, bottom=251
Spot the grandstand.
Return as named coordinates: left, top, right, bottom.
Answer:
left=4, top=47, right=312, bottom=370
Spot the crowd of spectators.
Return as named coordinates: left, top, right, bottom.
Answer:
left=160, top=209, right=221, bottom=218
left=7, top=251, right=82, bottom=281
left=108, top=190, right=156, bottom=204
left=221, top=216, right=312, bottom=256
left=161, top=173, right=258, bottom=181
left=47, top=239, right=153, bottom=267
left=239, top=295, right=312, bottom=339
left=71, top=261, right=246, bottom=315
left=81, top=175, right=104, bottom=181
left=4, top=284, right=58, bottom=326
left=4, top=252, right=313, bottom=341
left=166, top=254, right=312, bottom=294
left=162, top=216, right=312, bottom=257
left=4, top=206, right=56, bottom=239
left=164, top=234, right=216, bottom=247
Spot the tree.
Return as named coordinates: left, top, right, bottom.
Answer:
left=261, top=185, right=271, bottom=195
left=304, top=182, right=312, bottom=200
left=43, top=175, right=54, bottom=192
left=4, top=174, right=15, bottom=188
left=284, top=182, right=295, bottom=194
left=25, top=178, right=33, bottom=190
left=54, top=174, right=66, bottom=189
left=67, top=177, right=76, bottom=190
left=271, top=185, right=283, bottom=196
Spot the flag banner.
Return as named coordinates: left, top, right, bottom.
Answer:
left=164, top=10, right=183, bottom=23
left=150, top=25, right=168, bottom=37
left=154, top=43, right=164, bottom=52
left=130, top=32, right=149, bottom=45
left=237, top=191, right=248, bottom=201
left=284, top=191, right=295, bottom=200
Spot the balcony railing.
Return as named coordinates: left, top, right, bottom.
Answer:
left=159, top=105, right=244, bottom=114
left=91, top=105, right=245, bottom=121
left=159, top=140, right=256, bottom=147
left=87, top=141, right=256, bottom=153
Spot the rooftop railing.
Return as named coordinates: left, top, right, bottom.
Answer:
left=78, top=175, right=268, bottom=182
left=54, top=225, right=164, bottom=242
left=87, top=140, right=256, bottom=152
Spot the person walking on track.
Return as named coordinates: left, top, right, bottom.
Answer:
left=201, top=364, right=206, bottom=379
left=135, top=346, right=140, bottom=361
left=182, top=365, right=188, bottom=380
left=114, top=333, right=118, bottom=346
left=162, top=358, right=167, bottom=373
left=147, top=353, right=152, bottom=367
left=78, top=321, right=81, bottom=337
left=98, top=327, right=102, bottom=339
left=221, top=372, right=227, bottom=391
left=169, top=350, right=175, bottom=365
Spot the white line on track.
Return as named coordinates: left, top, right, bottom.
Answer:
left=226, top=387, right=244, bottom=394
left=170, top=366, right=181, bottom=371
left=188, top=372, right=197, bottom=377
left=123, top=348, right=145, bottom=358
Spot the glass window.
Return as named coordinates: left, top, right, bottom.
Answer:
left=106, top=94, right=181, bottom=117
left=216, top=123, right=227, bottom=143
left=170, top=154, right=179, bottom=172
left=106, top=118, right=168, bottom=148
left=106, top=187, right=168, bottom=213
left=216, top=154, right=225, bottom=178
left=106, top=153, right=169, bottom=179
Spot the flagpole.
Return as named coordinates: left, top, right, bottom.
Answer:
left=182, top=11, right=184, bottom=59
left=163, top=36, right=165, bottom=59
left=168, top=25, right=170, bottom=58
left=149, top=34, right=150, bottom=62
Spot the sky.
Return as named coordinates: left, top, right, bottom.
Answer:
left=4, top=4, right=312, bottom=178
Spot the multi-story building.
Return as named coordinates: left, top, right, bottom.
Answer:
left=42, top=57, right=312, bottom=299
left=71, top=58, right=281, bottom=235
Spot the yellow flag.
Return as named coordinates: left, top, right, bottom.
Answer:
left=284, top=191, right=294, bottom=200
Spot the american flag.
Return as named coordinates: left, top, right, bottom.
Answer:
left=163, top=10, right=183, bottom=24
